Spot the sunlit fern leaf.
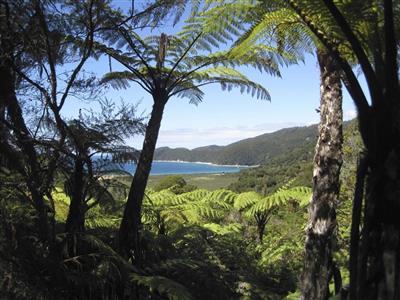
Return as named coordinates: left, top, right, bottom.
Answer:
left=245, top=185, right=312, bottom=217
left=180, top=202, right=224, bottom=222
left=234, top=191, right=262, bottom=210
left=203, top=198, right=232, bottom=210
left=145, top=188, right=156, bottom=195
left=285, top=186, right=312, bottom=207
left=85, top=208, right=121, bottom=229
left=145, top=190, right=181, bottom=206
left=203, top=222, right=243, bottom=235
left=209, top=189, right=238, bottom=204
left=182, top=189, right=210, bottom=201
left=130, top=274, right=194, bottom=300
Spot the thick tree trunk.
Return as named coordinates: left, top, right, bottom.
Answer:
left=65, top=159, right=86, bottom=233
left=350, top=3, right=400, bottom=298
left=301, top=49, right=343, bottom=300
left=118, top=95, right=167, bottom=264
left=356, top=104, right=400, bottom=300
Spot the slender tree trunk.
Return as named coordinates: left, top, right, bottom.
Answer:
left=118, top=95, right=167, bottom=264
left=65, top=159, right=86, bottom=233
left=301, top=49, right=343, bottom=300
left=255, top=212, right=268, bottom=243
left=0, top=62, right=52, bottom=242
left=0, top=104, right=7, bottom=167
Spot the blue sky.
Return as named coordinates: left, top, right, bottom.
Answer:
left=62, top=54, right=358, bottom=149
left=61, top=1, right=359, bottom=150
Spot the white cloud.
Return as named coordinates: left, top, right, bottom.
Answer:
left=344, top=110, right=357, bottom=121
left=149, top=122, right=308, bottom=149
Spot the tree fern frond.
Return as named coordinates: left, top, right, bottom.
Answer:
left=179, top=189, right=210, bottom=201
left=130, top=274, right=194, bottom=300
left=246, top=185, right=312, bottom=217
left=203, top=222, right=243, bottom=235
left=209, top=189, right=238, bottom=204
left=100, top=71, right=141, bottom=90
left=234, top=191, right=262, bottom=210
left=171, top=81, right=205, bottom=105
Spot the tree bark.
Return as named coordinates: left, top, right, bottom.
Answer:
left=356, top=104, right=400, bottom=300
left=301, top=49, right=343, bottom=300
left=118, top=94, right=167, bottom=264
left=0, top=103, right=7, bottom=167
left=65, top=159, right=86, bottom=233
left=349, top=154, right=367, bottom=299
left=0, top=62, right=52, bottom=242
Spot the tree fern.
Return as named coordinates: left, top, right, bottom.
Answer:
left=246, top=185, right=311, bottom=217
left=234, top=191, right=262, bottom=211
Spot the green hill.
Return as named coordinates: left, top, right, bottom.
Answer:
left=155, top=124, right=318, bottom=166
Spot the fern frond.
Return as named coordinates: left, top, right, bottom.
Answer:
left=203, top=222, right=243, bottom=235
left=130, top=274, right=194, bottom=300
left=245, top=185, right=312, bottom=217
left=101, top=71, right=142, bottom=90
left=234, top=191, right=262, bottom=210
left=209, top=189, right=237, bottom=204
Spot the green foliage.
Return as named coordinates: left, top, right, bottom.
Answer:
left=234, top=191, right=261, bottom=210
left=154, top=175, right=197, bottom=194
left=202, top=223, right=243, bottom=235
left=155, top=175, right=187, bottom=191
left=155, top=124, right=318, bottom=165
left=100, top=24, right=275, bottom=104
left=246, top=185, right=311, bottom=218
left=131, top=274, right=194, bottom=300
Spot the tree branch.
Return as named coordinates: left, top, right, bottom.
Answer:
left=166, top=32, right=202, bottom=83
left=322, top=0, right=383, bottom=106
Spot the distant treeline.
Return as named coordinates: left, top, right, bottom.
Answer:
left=155, top=124, right=319, bottom=165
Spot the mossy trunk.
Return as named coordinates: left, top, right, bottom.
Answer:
left=118, top=94, right=167, bottom=264
left=301, top=49, right=343, bottom=300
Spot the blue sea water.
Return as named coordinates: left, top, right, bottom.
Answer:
left=117, top=161, right=247, bottom=175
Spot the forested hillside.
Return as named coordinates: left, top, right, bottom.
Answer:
left=229, top=120, right=354, bottom=195
left=155, top=124, right=318, bottom=165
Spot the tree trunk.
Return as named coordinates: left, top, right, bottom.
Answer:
left=65, top=159, right=86, bottom=233
left=118, top=95, right=167, bottom=264
left=0, top=104, right=7, bottom=167
left=255, top=212, right=268, bottom=243
left=356, top=100, right=400, bottom=300
left=301, top=49, right=343, bottom=300
left=0, top=62, right=52, bottom=242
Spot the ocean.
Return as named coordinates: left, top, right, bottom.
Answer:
left=116, top=161, right=248, bottom=175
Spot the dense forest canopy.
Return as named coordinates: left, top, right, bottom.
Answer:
left=0, top=1, right=399, bottom=299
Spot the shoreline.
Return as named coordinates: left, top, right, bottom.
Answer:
left=153, top=159, right=259, bottom=168
left=100, top=171, right=242, bottom=179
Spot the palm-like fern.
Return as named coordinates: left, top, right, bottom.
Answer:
left=100, top=31, right=275, bottom=102
left=244, top=183, right=311, bottom=243
left=142, top=188, right=237, bottom=234
left=142, top=185, right=311, bottom=243
left=98, top=22, right=281, bottom=260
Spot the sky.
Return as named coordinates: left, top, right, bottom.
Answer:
left=61, top=1, right=360, bottom=150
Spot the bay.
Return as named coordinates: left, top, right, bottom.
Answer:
left=116, top=161, right=248, bottom=175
